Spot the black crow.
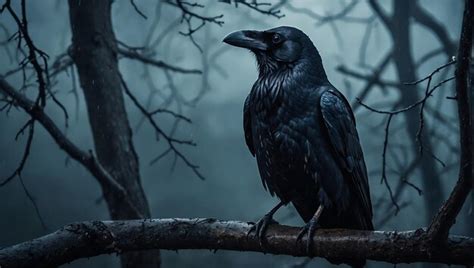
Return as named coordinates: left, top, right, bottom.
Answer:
left=224, top=26, right=373, bottom=267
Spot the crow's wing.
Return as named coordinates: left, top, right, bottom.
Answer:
left=320, top=89, right=373, bottom=229
left=244, top=94, right=274, bottom=193
left=244, top=94, right=255, bottom=156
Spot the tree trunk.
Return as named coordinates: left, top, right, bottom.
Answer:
left=468, top=37, right=474, bottom=237
left=68, top=1, right=160, bottom=267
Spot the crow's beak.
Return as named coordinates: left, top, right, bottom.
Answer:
left=223, top=30, right=268, bottom=51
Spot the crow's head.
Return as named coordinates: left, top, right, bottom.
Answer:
left=223, top=26, right=326, bottom=79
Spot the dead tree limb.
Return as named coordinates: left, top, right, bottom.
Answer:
left=0, top=218, right=473, bottom=268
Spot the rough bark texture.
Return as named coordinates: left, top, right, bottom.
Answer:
left=67, top=1, right=160, bottom=267
left=469, top=25, right=474, bottom=238
left=427, top=0, right=473, bottom=244
left=0, top=218, right=473, bottom=268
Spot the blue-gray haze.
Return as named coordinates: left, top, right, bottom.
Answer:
left=0, top=1, right=466, bottom=267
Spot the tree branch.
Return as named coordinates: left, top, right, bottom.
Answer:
left=367, top=0, right=393, bottom=31
left=349, top=50, right=393, bottom=112
left=284, top=0, right=370, bottom=26
left=0, top=79, right=144, bottom=219
left=337, top=62, right=400, bottom=88
left=227, top=0, right=284, bottom=19
left=412, top=2, right=456, bottom=56
left=119, top=74, right=204, bottom=180
left=0, top=218, right=473, bottom=268
left=426, top=0, right=473, bottom=243
left=117, top=47, right=202, bottom=74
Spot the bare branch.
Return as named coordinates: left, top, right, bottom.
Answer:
left=118, top=47, right=202, bottom=74
left=357, top=75, right=455, bottom=116
left=165, top=0, right=224, bottom=51
left=345, top=50, right=393, bottom=112
left=119, top=74, right=205, bottom=180
left=284, top=0, right=369, bottom=26
left=129, top=0, right=147, bottom=19
left=356, top=59, right=456, bottom=212
left=149, top=108, right=192, bottom=123
left=405, top=60, right=456, bottom=86
left=0, top=218, right=473, bottom=268
left=0, top=120, right=34, bottom=186
left=1, top=0, right=49, bottom=107
left=367, top=0, right=393, bottom=31
left=0, top=79, right=145, bottom=218
left=224, top=0, right=284, bottom=19
left=405, top=60, right=457, bottom=155
left=18, top=174, right=47, bottom=230
left=337, top=64, right=400, bottom=88
left=380, top=114, right=400, bottom=212
left=168, top=0, right=283, bottom=51
left=171, top=0, right=224, bottom=26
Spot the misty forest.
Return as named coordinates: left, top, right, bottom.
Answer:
left=0, top=0, right=472, bottom=267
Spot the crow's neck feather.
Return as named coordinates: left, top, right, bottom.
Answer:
left=251, top=50, right=328, bottom=109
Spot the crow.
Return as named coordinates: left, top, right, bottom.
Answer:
left=224, top=26, right=373, bottom=267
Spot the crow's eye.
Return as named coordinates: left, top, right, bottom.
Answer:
left=272, top=33, right=282, bottom=44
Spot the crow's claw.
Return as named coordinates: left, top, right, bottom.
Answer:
left=296, top=217, right=320, bottom=255
left=247, top=214, right=278, bottom=249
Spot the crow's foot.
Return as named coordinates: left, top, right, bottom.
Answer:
left=296, top=217, right=320, bottom=254
left=247, top=201, right=285, bottom=249
left=248, top=213, right=279, bottom=248
left=296, top=205, right=324, bottom=255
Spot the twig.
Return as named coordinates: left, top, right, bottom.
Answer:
left=18, top=174, right=47, bottom=230
left=229, top=0, right=284, bottom=19
left=357, top=61, right=456, bottom=212
left=129, top=0, right=147, bottom=19
left=284, top=0, right=369, bottom=25
left=1, top=0, right=50, bottom=107
left=119, top=74, right=205, bottom=180
left=0, top=120, right=34, bottom=186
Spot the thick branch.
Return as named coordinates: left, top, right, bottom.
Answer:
left=412, top=3, right=456, bottom=56
left=0, top=218, right=473, bottom=268
left=427, top=0, right=473, bottom=242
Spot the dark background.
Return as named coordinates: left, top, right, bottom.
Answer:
left=0, top=1, right=468, bottom=267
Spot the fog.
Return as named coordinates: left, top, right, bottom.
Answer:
left=0, top=1, right=467, bottom=267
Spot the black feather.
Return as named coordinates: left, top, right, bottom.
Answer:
left=239, top=26, right=373, bottom=233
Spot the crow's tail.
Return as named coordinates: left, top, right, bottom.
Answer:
left=327, top=258, right=366, bottom=268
